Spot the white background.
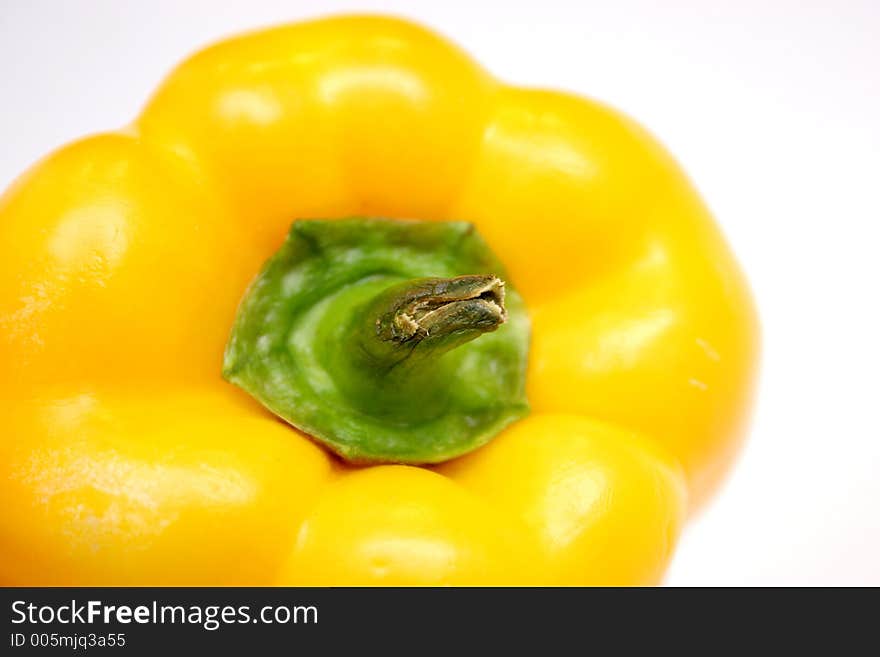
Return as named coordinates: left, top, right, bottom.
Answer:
left=2, top=1, right=878, bottom=585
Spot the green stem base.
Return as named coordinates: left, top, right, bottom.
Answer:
left=222, top=218, right=530, bottom=464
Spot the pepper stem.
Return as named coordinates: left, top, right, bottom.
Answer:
left=223, top=218, right=530, bottom=464
left=354, top=275, right=507, bottom=374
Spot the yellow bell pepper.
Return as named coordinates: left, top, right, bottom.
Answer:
left=0, top=15, right=759, bottom=585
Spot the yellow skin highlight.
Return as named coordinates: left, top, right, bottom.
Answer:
left=0, top=15, right=759, bottom=585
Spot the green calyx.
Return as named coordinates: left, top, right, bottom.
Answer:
left=222, top=218, right=530, bottom=464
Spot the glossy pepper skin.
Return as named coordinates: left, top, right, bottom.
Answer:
left=0, top=15, right=759, bottom=585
